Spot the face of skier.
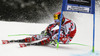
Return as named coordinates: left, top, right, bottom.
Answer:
left=54, top=19, right=60, bottom=26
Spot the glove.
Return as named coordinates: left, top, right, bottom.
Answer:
left=50, top=40, right=57, bottom=46
left=41, top=30, right=47, bottom=35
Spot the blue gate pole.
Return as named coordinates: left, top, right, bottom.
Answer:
left=92, top=0, right=95, bottom=53
left=57, top=0, right=65, bottom=48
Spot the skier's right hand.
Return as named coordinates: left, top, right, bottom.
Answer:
left=41, top=30, right=47, bottom=35
left=50, top=40, right=57, bottom=46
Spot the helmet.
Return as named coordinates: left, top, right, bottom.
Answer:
left=54, top=12, right=65, bottom=23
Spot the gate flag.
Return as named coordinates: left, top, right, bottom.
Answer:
left=62, top=0, right=95, bottom=14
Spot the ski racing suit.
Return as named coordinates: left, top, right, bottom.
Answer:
left=7, top=18, right=76, bottom=46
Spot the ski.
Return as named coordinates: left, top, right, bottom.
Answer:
left=2, top=40, right=9, bottom=44
left=19, top=44, right=26, bottom=48
left=19, top=42, right=42, bottom=48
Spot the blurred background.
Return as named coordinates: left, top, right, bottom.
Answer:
left=0, top=0, right=100, bottom=23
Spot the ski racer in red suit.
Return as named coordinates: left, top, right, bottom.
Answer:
left=2, top=12, right=76, bottom=48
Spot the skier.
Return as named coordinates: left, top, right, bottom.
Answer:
left=2, top=12, right=76, bottom=48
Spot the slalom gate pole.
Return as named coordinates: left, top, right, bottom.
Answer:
left=57, top=0, right=64, bottom=48
left=8, top=34, right=30, bottom=37
left=92, top=0, right=95, bottom=53
left=8, top=34, right=41, bottom=37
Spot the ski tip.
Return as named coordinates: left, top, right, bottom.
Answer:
left=2, top=40, right=9, bottom=44
left=19, top=44, right=26, bottom=48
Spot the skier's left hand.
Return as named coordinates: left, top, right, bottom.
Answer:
left=41, top=30, right=47, bottom=35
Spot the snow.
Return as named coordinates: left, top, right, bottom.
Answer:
left=0, top=13, right=100, bottom=56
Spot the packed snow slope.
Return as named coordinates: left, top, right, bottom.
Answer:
left=0, top=12, right=100, bottom=56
